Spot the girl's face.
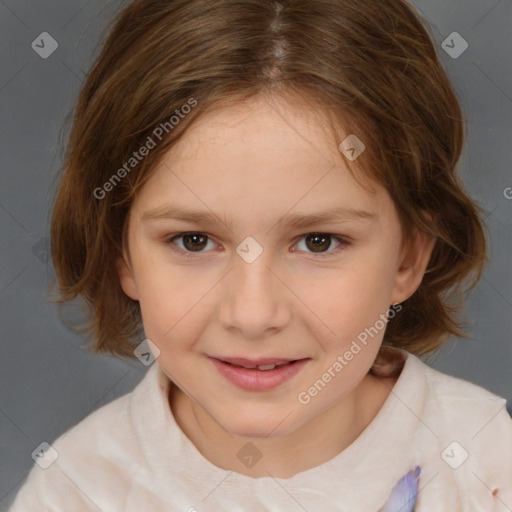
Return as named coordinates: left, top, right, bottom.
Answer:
left=118, top=95, right=434, bottom=440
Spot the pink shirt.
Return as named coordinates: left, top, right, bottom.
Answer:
left=9, top=350, right=512, bottom=511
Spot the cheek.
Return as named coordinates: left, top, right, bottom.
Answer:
left=301, top=255, right=397, bottom=350
left=134, top=263, right=219, bottom=350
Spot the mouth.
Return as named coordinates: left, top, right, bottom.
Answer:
left=209, top=356, right=311, bottom=391
left=212, top=357, right=308, bottom=371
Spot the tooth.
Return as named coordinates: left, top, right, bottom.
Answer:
left=258, top=364, right=277, bottom=371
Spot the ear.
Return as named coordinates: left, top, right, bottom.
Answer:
left=390, top=224, right=436, bottom=305
left=116, top=256, right=140, bottom=301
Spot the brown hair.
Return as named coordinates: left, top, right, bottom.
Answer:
left=50, top=0, right=488, bottom=372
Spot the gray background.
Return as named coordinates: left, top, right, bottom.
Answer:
left=0, top=0, right=511, bottom=509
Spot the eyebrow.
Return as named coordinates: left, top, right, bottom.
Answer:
left=141, top=204, right=377, bottom=230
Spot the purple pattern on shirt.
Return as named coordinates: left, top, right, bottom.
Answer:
left=378, top=466, right=421, bottom=512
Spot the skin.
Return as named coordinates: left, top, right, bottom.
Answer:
left=117, top=94, right=435, bottom=479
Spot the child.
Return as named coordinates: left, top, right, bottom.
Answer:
left=9, top=0, right=511, bottom=510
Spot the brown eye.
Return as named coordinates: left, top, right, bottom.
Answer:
left=182, top=233, right=208, bottom=251
left=304, top=233, right=333, bottom=252
left=293, top=233, right=347, bottom=257
left=168, top=232, right=215, bottom=253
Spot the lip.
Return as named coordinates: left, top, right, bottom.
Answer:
left=209, top=357, right=310, bottom=391
left=213, top=356, right=298, bottom=367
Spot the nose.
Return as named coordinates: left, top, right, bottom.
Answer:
left=218, top=250, right=291, bottom=340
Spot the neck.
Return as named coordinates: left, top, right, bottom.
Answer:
left=168, top=373, right=398, bottom=479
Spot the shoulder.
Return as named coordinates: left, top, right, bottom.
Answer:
left=9, top=366, right=158, bottom=511
left=401, top=352, right=512, bottom=509
left=417, top=354, right=512, bottom=450
left=419, top=358, right=512, bottom=455
left=8, top=394, right=133, bottom=511
left=408, top=353, right=512, bottom=450
left=403, top=351, right=509, bottom=423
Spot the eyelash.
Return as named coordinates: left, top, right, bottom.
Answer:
left=164, top=232, right=350, bottom=259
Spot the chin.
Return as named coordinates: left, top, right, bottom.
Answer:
left=216, top=408, right=302, bottom=439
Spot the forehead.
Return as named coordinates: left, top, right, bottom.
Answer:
left=130, top=95, right=395, bottom=229
left=167, top=94, right=357, bottom=169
